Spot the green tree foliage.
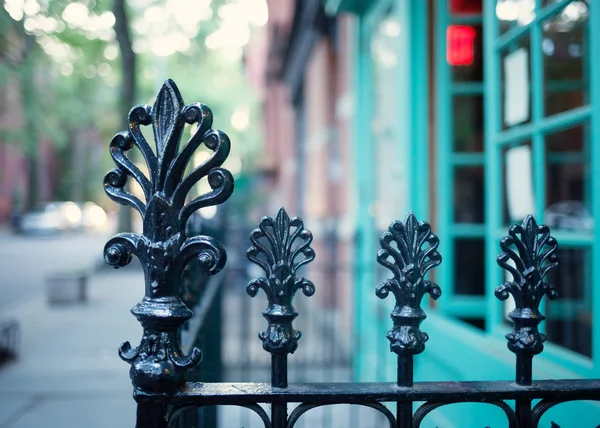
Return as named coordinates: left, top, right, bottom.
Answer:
left=1, top=0, right=265, bottom=210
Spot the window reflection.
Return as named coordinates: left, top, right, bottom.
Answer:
left=453, top=95, right=484, bottom=152
left=545, top=125, right=591, bottom=231
left=502, top=141, right=533, bottom=225
left=546, top=248, right=592, bottom=358
left=500, top=36, right=531, bottom=129
left=370, top=12, right=406, bottom=231
left=497, top=0, right=536, bottom=34
left=453, top=238, right=485, bottom=295
left=450, top=0, right=482, bottom=14
left=451, top=24, right=483, bottom=81
left=543, top=2, right=589, bottom=116
left=454, top=166, right=484, bottom=223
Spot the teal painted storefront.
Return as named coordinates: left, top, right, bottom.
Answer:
left=329, top=0, right=600, bottom=426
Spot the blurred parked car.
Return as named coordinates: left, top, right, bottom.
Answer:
left=18, top=201, right=108, bottom=235
left=18, top=203, right=63, bottom=235
left=545, top=201, right=594, bottom=231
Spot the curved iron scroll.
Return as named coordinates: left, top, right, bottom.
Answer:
left=167, top=404, right=271, bottom=428
left=287, top=403, right=397, bottom=428
left=532, top=398, right=600, bottom=427
left=103, top=79, right=234, bottom=394
left=413, top=400, right=519, bottom=428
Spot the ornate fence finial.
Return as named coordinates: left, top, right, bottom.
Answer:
left=496, top=215, right=559, bottom=357
left=376, top=212, right=442, bottom=356
left=246, top=207, right=315, bottom=356
left=103, top=79, right=234, bottom=393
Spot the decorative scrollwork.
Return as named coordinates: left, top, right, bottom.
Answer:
left=246, top=207, right=315, bottom=355
left=496, top=215, right=559, bottom=356
left=376, top=212, right=442, bottom=355
left=103, top=79, right=233, bottom=393
left=167, top=404, right=271, bottom=428
left=413, top=400, right=518, bottom=428
left=287, top=403, right=397, bottom=428
left=532, top=398, right=600, bottom=427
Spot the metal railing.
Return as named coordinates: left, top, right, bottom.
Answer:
left=102, top=79, right=600, bottom=428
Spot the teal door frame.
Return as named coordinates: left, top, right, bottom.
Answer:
left=352, top=0, right=430, bottom=381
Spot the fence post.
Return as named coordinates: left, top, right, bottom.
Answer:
left=496, top=215, right=559, bottom=428
left=103, top=79, right=234, bottom=428
left=246, top=208, right=316, bottom=428
left=376, top=213, right=442, bottom=428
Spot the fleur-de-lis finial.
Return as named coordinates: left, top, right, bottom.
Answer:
left=246, top=208, right=315, bottom=356
left=103, top=79, right=234, bottom=393
left=496, top=215, right=559, bottom=356
left=376, top=213, right=442, bottom=355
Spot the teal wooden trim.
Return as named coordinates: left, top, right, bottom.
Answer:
left=589, top=0, right=600, bottom=375
left=550, top=231, right=594, bottom=247
left=494, top=105, right=592, bottom=145
left=490, top=325, right=595, bottom=378
left=352, top=15, right=378, bottom=381
left=451, top=152, right=485, bottom=165
left=450, top=13, right=483, bottom=25
left=362, top=0, right=390, bottom=28
left=410, top=0, right=430, bottom=218
left=493, top=228, right=594, bottom=247
left=547, top=80, right=588, bottom=92
left=548, top=300, right=592, bottom=320
left=483, top=0, right=503, bottom=334
left=547, top=152, right=586, bottom=164
left=451, top=82, right=484, bottom=95
left=531, top=13, right=545, bottom=227
left=449, top=223, right=486, bottom=237
left=416, top=315, right=599, bottom=424
left=441, top=298, right=487, bottom=317
left=324, top=0, right=371, bottom=15
left=435, top=0, right=454, bottom=307
left=494, top=0, right=578, bottom=51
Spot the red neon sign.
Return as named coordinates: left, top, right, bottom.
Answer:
left=447, top=25, right=476, bottom=66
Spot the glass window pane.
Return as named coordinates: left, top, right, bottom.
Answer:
left=546, top=248, right=592, bottom=357
left=497, top=0, right=536, bottom=34
left=543, top=0, right=586, bottom=8
left=370, top=12, right=407, bottom=231
left=501, top=35, right=531, bottom=130
left=450, top=24, right=483, bottom=81
left=454, top=238, right=485, bottom=295
left=546, top=123, right=586, bottom=152
left=453, top=95, right=484, bottom=152
left=543, top=2, right=589, bottom=116
left=450, top=0, right=482, bottom=14
left=454, top=166, right=484, bottom=223
left=502, top=141, right=534, bottom=226
left=545, top=124, right=591, bottom=231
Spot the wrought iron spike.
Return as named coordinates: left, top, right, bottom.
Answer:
left=103, top=79, right=234, bottom=393
left=246, top=207, right=316, bottom=355
left=376, top=212, right=442, bottom=356
left=496, top=215, right=559, bottom=356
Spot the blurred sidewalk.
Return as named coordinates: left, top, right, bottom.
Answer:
left=0, top=269, right=142, bottom=428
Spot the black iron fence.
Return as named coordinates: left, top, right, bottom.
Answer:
left=103, top=80, right=600, bottom=428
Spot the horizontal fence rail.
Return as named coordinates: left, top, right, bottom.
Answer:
left=103, top=80, right=600, bottom=428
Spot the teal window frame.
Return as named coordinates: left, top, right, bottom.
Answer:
left=481, top=0, right=599, bottom=376
left=435, top=0, right=488, bottom=321
left=435, top=0, right=599, bottom=376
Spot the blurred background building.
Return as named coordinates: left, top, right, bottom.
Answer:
left=0, top=0, right=598, bottom=426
